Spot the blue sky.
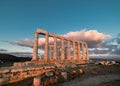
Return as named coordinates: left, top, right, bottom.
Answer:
left=0, top=0, right=120, bottom=58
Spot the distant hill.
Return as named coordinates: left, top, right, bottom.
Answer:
left=0, top=53, right=31, bottom=67
left=90, top=57, right=120, bottom=62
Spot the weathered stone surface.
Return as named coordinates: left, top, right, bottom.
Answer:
left=2, top=74, right=10, bottom=78
left=0, top=74, right=2, bottom=78
left=33, top=77, right=41, bottom=86
left=11, top=69, right=20, bottom=73
left=0, top=69, right=10, bottom=74
left=78, top=68, right=84, bottom=74
left=95, top=61, right=119, bottom=66
left=44, top=65, right=55, bottom=69
left=61, top=72, right=68, bottom=80
left=45, top=71, right=54, bottom=77
left=0, top=63, right=55, bottom=85
left=0, top=78, right=9, bottom=86
left=111, top=61, right=118, bottom=65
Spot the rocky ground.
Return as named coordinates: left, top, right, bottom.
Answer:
left=57, top=64, right=120, bottom=86
left=3, top=61, right=120, bottom=86
left=1, top=54, right=120, bottom=86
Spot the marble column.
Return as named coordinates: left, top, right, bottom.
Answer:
left=67, top=40, right=71, bottom=60
left=44, top=33, right=49, bottom=61
left=73, top=41, right=76, bottom=60
left=49, top=46, right=53, bottom=60
left=53, top=36, right=57, bottom=60
left=77, top=42, right=80, bottom=60
left=58, top=47, right=61, bottom=58
left=82, top=43, right=84, bottom=60
left=32, top=32, right=38, bottom=60
left=61, top=38, right=65, bottom=60
left=85, top=43, right=89, bottom=60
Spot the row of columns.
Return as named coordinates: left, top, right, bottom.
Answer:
left=48, top=43, right=87, bottom=60
left=32, top=29, right=89, bottom=61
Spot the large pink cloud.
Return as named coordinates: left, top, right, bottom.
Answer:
left=11, top=29, right=111, bottom=48
left=64, top=29, right=111, bottom=48
left=64, top=29, right=110, bottom=41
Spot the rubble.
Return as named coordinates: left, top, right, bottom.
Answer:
left=95, top=61, right=119, bottom=66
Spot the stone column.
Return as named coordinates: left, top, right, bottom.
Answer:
left=85, top=43, right=89, bottom=60
left=49, top=46, right=52, bottom=60
left=53, top=36, right=57, bottom=60
left=75, top=43, right=78, bottom=59
left=73, top=41, right=76, bottom=60
left=44, top=33, right=49, bottom=61
left=77, top=42, right=80, bottom=60
left=58, top=47, right=61, bottom=58
left=61, top=38, right=65, bottom=60
left=65, top=47, right=67, bottom=59
left=82, top=43, right=84, bottom=60
left=67, top=40, right=71, bottom=60
left=32, top=32, right=38, bottom=60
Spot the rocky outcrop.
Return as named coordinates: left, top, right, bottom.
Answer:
left=95, top=61, right=119, bottom=66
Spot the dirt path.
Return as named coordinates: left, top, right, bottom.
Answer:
left=61, top=74, right=120, bottom=86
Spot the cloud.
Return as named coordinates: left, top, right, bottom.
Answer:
left=64, top=29, right=111, bottom=48
left=9, top=29, right=111, bottom=49
left=89, top=48, right=110, bottom=54
left=10, top=38, right=34, bottom=48
left=3, top=29, right=120, bottom=60
left=7, top=29, right=115, bottom=58
left=37, top=29, right=111, bottom=48
left=102, top=33, right=120, bottom=55
left=89, top=33, right=120, bottom=59
left=0, top=48, right=8, bottom=51
left=0, top=48, right=8, bottom=53
left=9, top=52, right=33, bottom=57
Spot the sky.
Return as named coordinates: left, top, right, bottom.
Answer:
left=0, top=0, right=120, bottom=59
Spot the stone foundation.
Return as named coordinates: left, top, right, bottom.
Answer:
left=0, top=62, right=55, bottom=86
left=33, top=67, right=84, bottom=86
left=0, top=60, right=87, bottom=86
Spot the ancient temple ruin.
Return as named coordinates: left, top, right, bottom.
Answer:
left=32, top=29, right=89, bottom=62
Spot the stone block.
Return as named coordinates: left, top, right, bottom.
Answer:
left=33, top=77, right=41, bottom=86
left=44, top=66, right=51, bottom=69
left=13, top=62, right=23, bottom=66
left=2, top=74, right=10, bottom=78
left=10, top=76, right=18, bottom=81
left=0, top=78, right=9, bottom=86
left=17, top=68, right=25, bottom=72
left=78, top=69, right=84, bottom=74
left=111, top=61, right=116, bottom=65
left=20, top=72, right=28, bottom=76
left=0, top=69, right=10, bottom=74
left=45, top=71, right=54, bottom=77
left=11, top=69, right=19, bottom=73
left=61, top=72, right=68, bottom=80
